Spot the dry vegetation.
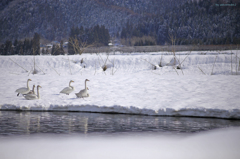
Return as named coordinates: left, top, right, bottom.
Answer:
left=120, top=36, right=156, bottom=46
left=83, top=45, right=240, bottom=54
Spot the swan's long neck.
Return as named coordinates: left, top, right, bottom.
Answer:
left=27, top=80, right=30, bottom=89
left=69, top=81, right=72, bottom=87
left=32, top=85, right=35, bottom=94
left=85, top=80, right=87, bottom=90
left=37, top=87, right=40, bottom=99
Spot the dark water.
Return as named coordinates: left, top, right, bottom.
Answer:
left=1, top=111, right=240, bottom=137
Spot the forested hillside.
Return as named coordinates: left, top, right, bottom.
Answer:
left=0, top=0, right=239, bottom=46
left=121, top=0, right=240, bottom=45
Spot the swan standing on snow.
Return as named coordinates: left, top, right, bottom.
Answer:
left=75, top=79, right=90, bottom=98
left=27, top=85, right=35, bottom=95
left=15, top=79, right=32, bottom=96
left=24, top=85, right=41, bottom=100
left=60, top=80, right=75, bottom=95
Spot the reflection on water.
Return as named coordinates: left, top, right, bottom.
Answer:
left=0, top=111, right=240, bottom=137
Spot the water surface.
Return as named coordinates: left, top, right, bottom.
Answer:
left=1, top=111, right=240, bottom=137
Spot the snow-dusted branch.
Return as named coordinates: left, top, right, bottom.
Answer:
left=9, top=58, right=28, bottom=72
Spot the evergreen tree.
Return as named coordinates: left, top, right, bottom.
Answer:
left=60, top=40, right=65, bottom=55
left=42, top=48, right=46, bottom=55
left=68, top=27, right=76, bottom=55
left=51, top=44, right=56, bottom=55
left=13, top=39, right=18, bottom=47
left=68, top=36, right=75, bottom=55
left=32, top=33, right=40, bottom=55
left=23, top=39, right=31, bottom=55
left=19, top=46, right=23, bottom=55
left=79, top=26, right=85, bottom=42
left=16, top=40, right=23, bottom=55
left=0, top=44, right=5, bottom=55
left=13, top=39, right=18, bottom=55
left=46, top=48, right=49, bottom=54
left=4, top=40, right=13, bottom=55
left=102, top=25, right=110, bottom=45
left=54, top=45, right=60, bottom=55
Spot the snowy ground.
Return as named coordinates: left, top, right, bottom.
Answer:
left=0, top=50, right=240, bottom=119
left=0, top=128, right=240, bottom=159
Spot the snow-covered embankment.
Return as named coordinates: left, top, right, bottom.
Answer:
left=0, top=51, right=239, bottom=119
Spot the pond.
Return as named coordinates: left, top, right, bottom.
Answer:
left=1, top=111, right=240, bottom=137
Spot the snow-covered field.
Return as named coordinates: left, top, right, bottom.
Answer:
left=1, top=128, right=240, bottom=159
left=0, top=50, right=240, bottom=119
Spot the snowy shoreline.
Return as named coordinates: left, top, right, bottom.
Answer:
left=0, top=51, right=240, bottom=119
left=1, top=108, right=240, bottom=120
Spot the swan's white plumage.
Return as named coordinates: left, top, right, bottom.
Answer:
left=76, top=79, right=90, bottom=98
left=27, top=85, right=35, bottom=95
left=15, top=79, right=32, bottom=96
left=24, top=85, right=41, bottom=100
left=60, top=80, right=74, bottom=95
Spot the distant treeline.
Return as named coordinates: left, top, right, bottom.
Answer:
left=0, top=33, right=41, bottom=55
left=0, top=25, right=110, bottom=55
left=68, top=25, right=110, bottom=55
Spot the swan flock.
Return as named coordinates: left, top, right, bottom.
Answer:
left=15, top=79, right=90, bottom=100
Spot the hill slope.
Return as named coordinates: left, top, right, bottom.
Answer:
left=0, top=0, right=239, bottom=45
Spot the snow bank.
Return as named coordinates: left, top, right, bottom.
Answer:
left=0, top=51, right=240, bottom=119
left=1, top=128, right=240, bottom=159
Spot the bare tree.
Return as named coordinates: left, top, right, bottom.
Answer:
left=169, top=33, right=177, bottom=63
left=68, top=37, right=90, bottom=55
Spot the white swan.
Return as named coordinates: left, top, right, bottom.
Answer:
left=75, top=79, right=90, bottom=98
left=24, top=85, right=41, bottom=100
left=60, top=80, right=75, bottom=95
left=27, top=85, right=35, bottom=95
left=15, top=79, right=32, bottom=96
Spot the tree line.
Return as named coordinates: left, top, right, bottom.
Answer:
left=68, top=25, right=110, bottom=55
left=0, top=24, right=110, bottom=55
left=0, top=33, right=41, bottom=55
